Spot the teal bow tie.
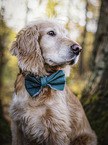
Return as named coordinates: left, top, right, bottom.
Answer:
left=25, top=70, right=66, bottom=97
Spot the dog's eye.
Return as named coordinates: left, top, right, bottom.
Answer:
left=47, top=31, right=56, bottom=36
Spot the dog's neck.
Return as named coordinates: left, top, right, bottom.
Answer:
left=45, top=64, right=71, bottom=77
left=44, top=63, right=61, bottom=74
left=19, top=64, right=71, bottom=78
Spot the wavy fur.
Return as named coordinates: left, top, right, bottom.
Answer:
left=10, top=20, right=97, bottom=145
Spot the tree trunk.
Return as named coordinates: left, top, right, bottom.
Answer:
left=0, top=9, right=11, bottom=144
left=0, top=4, right=5, bottom=89
left=79, top=0, right=88, bottom=76
left=81, top=0, right=108, bottom=144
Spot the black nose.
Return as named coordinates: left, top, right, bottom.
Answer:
left=71, top=44, right=82, bottom=55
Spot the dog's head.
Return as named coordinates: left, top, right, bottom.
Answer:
left=10, top=20, right=82, bottom=76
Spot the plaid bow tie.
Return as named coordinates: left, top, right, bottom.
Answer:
left=25, top=70, right=66, bottom=97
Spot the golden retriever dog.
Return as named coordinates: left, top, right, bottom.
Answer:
left=10, top=19, right=97, bottom=145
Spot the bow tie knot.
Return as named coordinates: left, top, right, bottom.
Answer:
left=25, top=70, right=66, bottom=97
left=41, top=77, right=48, bottom=87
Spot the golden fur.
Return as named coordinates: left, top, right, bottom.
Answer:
left=10, top=20, right=97, bottom=145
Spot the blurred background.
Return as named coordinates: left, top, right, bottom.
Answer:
left=0, top=0, right=108, bottom=145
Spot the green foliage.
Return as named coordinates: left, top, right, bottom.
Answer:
left=1, top=27, right=18, bottom=101
left=66, top=63, right=85, bottom=99
left=0, top=12, right=18, bottom=145
left=81, top=57, right=108, bottom=145
left=81, top=92, right=108, bottom=145
left=0, top=101, right=11, bottom=145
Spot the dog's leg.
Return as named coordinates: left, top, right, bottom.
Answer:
left=11, top=120, right=22, bottom=145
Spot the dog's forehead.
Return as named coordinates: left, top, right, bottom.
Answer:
left=38, top=20, right=67, bottom=34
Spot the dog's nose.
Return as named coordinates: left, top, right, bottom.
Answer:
left=71, top=44, right=82, bottom=55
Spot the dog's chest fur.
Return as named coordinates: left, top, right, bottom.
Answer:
left=10, top=76, right=72, bottom=144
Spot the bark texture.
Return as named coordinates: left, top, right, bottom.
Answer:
left=81, top=0, right=108, bottom=144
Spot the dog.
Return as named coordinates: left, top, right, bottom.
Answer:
left=10, top=19, right=97, bottom=145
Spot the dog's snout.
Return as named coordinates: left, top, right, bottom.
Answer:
left=71, top=44, right=82, bottom=55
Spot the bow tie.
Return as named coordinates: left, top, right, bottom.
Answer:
left=25, top=70, right=66, bottom=97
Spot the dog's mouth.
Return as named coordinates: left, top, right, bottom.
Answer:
left=44, top=55, right=78, bottom=74
left=65, top=55, right=78, bottom=65
left=69, top=59, right=75, bottom=65
left=44, top=50, right=80, bottom=68
left=47, top=56, right=77, bottom=66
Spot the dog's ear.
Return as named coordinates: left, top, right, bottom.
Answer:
left=10, top=39, right=19, bottom=56
left=10, top=25, right=45, bottom=75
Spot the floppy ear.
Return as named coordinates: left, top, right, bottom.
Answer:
left=10, top=25, right=45, bottom=75
left=9, top=40, right=19, bottom=56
